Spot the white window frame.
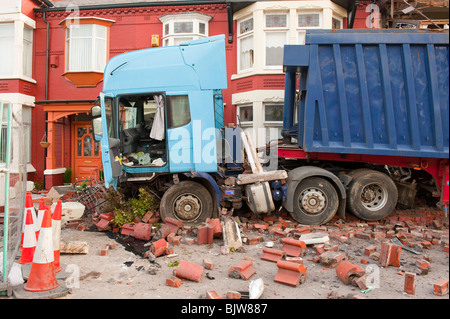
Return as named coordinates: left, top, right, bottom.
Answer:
left=237, top=104, right=253, bottom=127
left=297, top=11, right=323, bottom=29
left=264, top=12, right=288, bottom=69
left=332, top=16, right=343, bottom=29
left=159, top=12, right=211, bottom=47
left=263, top=102, right=284, bottom=126
left=65, top=23, right=107, bottom=72
left=23, top=26, right=33, bottom=78
left=0, top=23, right=15, bottom=77
left=237, top=16, right=255, bottom=74
left=0, top=19, right=35, bottom=82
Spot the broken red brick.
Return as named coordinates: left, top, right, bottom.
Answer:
left=226, top=291, right=242, bottom=299
left=274, top=260, right=307, bottom=287
left=167, top=232, right=176, bottom=243
left=246, top=234, right=263, bottom=245
left=336, top=260, right=365, bottom=286
left=355, top=232, right=372, bottom=240
left=174, top=260, right=204, bottom=282
left=203, top=258, right=214, bottom=270
left=172, top=236, right=182, bottom=246
left=206, top=218, right=222, bottom=238
left=197, top=223, right=214, bottom=245
left=166, top=276, right=181, bottom=288
left=183, top=237, right=196, bottom=245
left=364, top=246, right=377, bottom=257
left=313, top=244, right=326, bottom=255
left=416, top=259, right=431, bottom=275
left=356, top=275, right=369, bottom=290
left=150, top=238, right=168, bottom=257
left=433, top=279, right=449, bottom=296
left=260, top=248, right=285, bottom=263
left=133, top=222, right=152, bottom=241
left=121, top=223, right=135, bottom=236
left=254, top=223, right=269, bottom=230
left=206, top=290, right=222, bottom=299
left=165, top=217, right=184, bottom=234
left=228, top=260, right=256, bottom=280
left=99, top=245, right=109, bottom=256
left=404, top=272, right=416, bottom=295
left=282, top=238, right=307, bottom=257
left=379, top=241, right=402, bottom=267
left=319, top=251, right=346, bottom=268
left=273, top=229, right=288, bottom=238
left=421, top=241, right=432, bottom=249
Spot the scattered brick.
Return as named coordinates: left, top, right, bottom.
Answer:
left=319, top=251, right=346, bottom=268
left=228, top=260, right=256, bottom=280
left=416, top=259, right=431, bottom=275
left=206, top=290, right=222, bottom=299
left=379, top=241, right=401, bottom=267
left=364, top=245, right=377, bottom=256
left=336, top=260, right=365, bottom=286
left=166, top=276, right=181, bottom=288
left=433, top=279, right=449, bottom=296
left=404, top=272, right=416, bottom=295
left=203, top=258, right=214, bottom=270
left=226, top=291, right=242, bottom=299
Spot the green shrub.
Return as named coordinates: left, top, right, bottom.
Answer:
left=105, top=187, right=160, bottom=228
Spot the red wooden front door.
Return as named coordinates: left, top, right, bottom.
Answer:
left=72, top=122, right=102, bottom=183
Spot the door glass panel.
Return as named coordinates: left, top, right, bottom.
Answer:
left=84, top=135, right=92, bottom=156
left=77, top=127, right=87, bottom=138
left=77, top=140, right=82, bottom=156
left=94, top=141, right=99, bottom=157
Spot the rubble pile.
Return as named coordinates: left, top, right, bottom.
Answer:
left=40, top=185, right=449, bottom=299
left=64, top=200, right=448, bottom=299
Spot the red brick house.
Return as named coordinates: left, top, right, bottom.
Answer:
left=32, top=0, right=237, bottom=188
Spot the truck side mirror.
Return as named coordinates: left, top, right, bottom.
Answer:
left=91, top=105, right=102, bottom=141
left=91, top=105, right=101, bottom=118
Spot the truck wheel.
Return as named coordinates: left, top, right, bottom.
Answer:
left=291, top=177, right=339, bottom=225
left=346, top=169, right=398, bottom=221
left=160, top=181, right=213, bottom=225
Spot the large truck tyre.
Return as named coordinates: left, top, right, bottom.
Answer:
left=160, top=181, right=213, bottom=225
left=291, top=177, right=339, bottom=225
left=346, top=169, right=398, bottom=221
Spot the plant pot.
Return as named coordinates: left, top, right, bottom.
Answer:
left=40, top=141, right=50, bottom=148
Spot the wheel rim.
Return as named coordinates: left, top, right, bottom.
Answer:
left=360, top=183, right=388, bottom=211
left=299, top=187, right=327, bottom=215
left=173, top=194, right=202, bottom=222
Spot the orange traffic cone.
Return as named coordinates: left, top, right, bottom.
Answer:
left=24, top=207, right=59, bottom=292
left=21, top=192, right=37, bottom=248
left=18, top=208, right=36, bottom=264
left=52, top=200, right=62, bottom=273
left=35, top=198, right=46, bottom=240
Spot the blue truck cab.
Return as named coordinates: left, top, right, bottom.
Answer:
left=91, top=35, right=228, bottom=224
left=92, top=35, right=227, bottom=187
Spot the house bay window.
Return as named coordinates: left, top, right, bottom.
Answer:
left=59, top=17, right=114, bottom=87
left=66, top=24, right=107, bottom=72
left=159, top=13, right=211, bottom=47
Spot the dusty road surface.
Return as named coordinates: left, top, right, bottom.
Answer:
left=2, top=191, right=449, bottom=311
left=6, top=203, right=449, bottom=302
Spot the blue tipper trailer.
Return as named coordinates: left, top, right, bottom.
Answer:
left=280, top=30, right=449, bottom=224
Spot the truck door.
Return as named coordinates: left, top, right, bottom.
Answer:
left=166, top=91, right=218, bottom=173
left=92, top=92, right=121, bottom=188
